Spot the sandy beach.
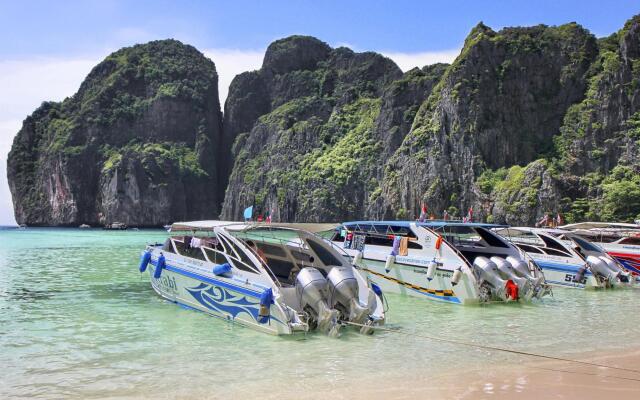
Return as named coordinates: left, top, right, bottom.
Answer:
left=340, top=347, right=640, bottom=400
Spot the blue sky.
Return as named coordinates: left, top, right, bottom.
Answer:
left=1, top=0, right=638, bottom=57
left=0, top=1, right=638, bottom=225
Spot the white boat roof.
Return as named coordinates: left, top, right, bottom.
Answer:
left=170, top=220, right=338, bottom=233
left=494, top=226, right=569, bottom=236
left=560, top=222, right=640, bottom=230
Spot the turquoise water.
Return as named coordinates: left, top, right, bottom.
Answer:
left=1, top=228, right=639, bottom=399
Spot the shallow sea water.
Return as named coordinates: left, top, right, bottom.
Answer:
left=1, top=228, right=639, bottom=399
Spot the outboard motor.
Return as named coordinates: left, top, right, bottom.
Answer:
left=506, top=256, right=536, bottom=280
left=506, top=256, right=547, bottom=298
left=599, top=256, right=630, bottom=283
left=473, top=257, right=511, bottom=301
left=327, top=266, right=372, bottom=325
left=491, top=257, right=532, bottom=300
left=586, top=255, right=620, bottom=284
left=296, top=268, right=340, bottom=335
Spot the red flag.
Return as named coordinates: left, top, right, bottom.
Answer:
left=419, top=204, right=427, bottom=222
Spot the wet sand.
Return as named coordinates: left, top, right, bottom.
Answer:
left=344, top=347, right=640, bottom=400
left=218, top=347, right=640, bottom=400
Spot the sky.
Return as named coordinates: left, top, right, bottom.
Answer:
left=0, top=1, right=638, bottom=225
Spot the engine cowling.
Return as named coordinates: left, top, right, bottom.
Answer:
left=327, top=266, right=371, bottom=324
left=586, top=255, right=620, bottom=283
left=599, top=256, right=631, bottom=283
left=506, top=256, right=535, bottom=280
left=296, top=267, right=339, bottom=333
left=491, top=257, right=531, bottom=300
left=473, top=257, right=510, bottom=301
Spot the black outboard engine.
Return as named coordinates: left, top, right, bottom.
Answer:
left=296, top=267, right=340, bottom=335
left=327, top=266, right=372, bottom=325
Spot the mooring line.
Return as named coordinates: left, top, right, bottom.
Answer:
left=344, top=321, right=640, bottom=374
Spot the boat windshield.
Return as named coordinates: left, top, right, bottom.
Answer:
left=229, top=226, right=349, bottom=285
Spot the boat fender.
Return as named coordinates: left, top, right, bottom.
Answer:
left=385, top=255, right=395, bottom=273
left=426, top=260, right=437, bottom=281
left=258, top=288, right=274, bottom=324
left=451, top=267, right=463, bottom=286
left=153, top=254, right=166, bottom=279
left=139, top=250, right=151, bottom=272
left=212, top=263, right=232, bottom=276
left=354, top=250, right=363, bottom=266
left=505, top=279, right=519, bottom=300
left=435, top=235, right=443, bottom=250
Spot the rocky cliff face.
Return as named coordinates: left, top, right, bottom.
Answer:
left=7, top=40, right=224, bottom=226
left=222, top=18, right=640, bottom=224
left=9, top=16, right=640, bottom=226
left=219, top=36, right=420, bottom=221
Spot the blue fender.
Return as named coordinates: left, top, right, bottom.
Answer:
left=212, top=263, right=232, bottom=276
left=258, top=288, right=274, bottom=324
left=154, top=254, right=166, bottom=279
left=139, top=251, right=152, bottom=272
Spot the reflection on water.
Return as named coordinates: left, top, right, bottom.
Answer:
left=1, top=228, right=639, bottom=399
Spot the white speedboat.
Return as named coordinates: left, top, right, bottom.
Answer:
left=560, top=222, right=640, bottom=275
left=330, top=221, right=548, bottom=305
left=138, top=221, right=385, bottom=336
left=495, top=227, right=632, bottom=289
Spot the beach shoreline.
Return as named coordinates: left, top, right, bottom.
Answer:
left=208, top=346, right=640, bottom=400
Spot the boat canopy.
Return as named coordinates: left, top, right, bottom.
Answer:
left=342, top=220, right=507, bottom=230
left=560, top=222, right=640, bottom=230
left=170, top=220, right=338, bottom=234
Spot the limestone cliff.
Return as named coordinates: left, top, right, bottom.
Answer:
left=9, top=16, right=640, bottom=226
left=7, top=40, right=224, bottom=226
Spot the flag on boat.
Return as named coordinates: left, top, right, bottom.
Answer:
left=243, top=206, right=253, bottom=220
left=419, top=204, right=427, bottom=222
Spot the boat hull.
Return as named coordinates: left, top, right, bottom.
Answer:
left=606, top=252, right=640, bottom=275
left=533, top=260, right=598, bottom=289
left=147, top=258, right=293, bottom=335
left=356, top=257, right=478, bottom=305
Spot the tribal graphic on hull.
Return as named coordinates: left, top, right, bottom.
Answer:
left=186, top=283, right=262, bottom=321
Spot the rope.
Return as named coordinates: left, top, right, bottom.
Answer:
left=343, top=321, right=640, bottom=374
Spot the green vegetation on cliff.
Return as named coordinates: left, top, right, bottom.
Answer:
left=8, top=39, right=224, bottom=226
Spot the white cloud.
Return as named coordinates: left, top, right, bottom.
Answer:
left=202, top=48, right=264, bottom=106
left=382, top=48, right=461, bottom=71
left=0, top=57, right=99, bottom=226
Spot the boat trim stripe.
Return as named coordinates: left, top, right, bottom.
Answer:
left=362, top=268, right=461, bottom=303
left=150, top=259, right=261, bottom=298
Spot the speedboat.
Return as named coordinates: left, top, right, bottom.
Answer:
left=329, top=221, right=548, bottom=305
left=138, top=221, right=385, bottom=336
left=560, top=222, right=640, bottom=275
left=495, top=227, right=632, bottom=289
